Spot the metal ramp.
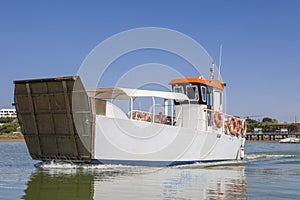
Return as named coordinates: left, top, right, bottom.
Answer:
left=14, top=76, right=93, bottom=163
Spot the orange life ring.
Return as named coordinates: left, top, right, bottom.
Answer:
left=233, top=118, right=238, bottom=136
left=226, top=117, right=233, bottom=135
left=227, top=117, right=233, bottom=135
left=224, top=123, right=230, bottom=135
left=236, top=119, right=242, bottom=137
left=241, top=120, right=247, bottom=137
left=228, top=117, right=238, bottom=136
left=213, top=112, right=223, bottom=128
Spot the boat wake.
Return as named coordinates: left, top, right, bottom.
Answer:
left=245, top=153, right=296, bottom=161
left=173, top=154, right=297, bottom=168
left=34, top=160, right=247, bottom=176
left=35, top=161, right=127, bottom=169
left=171, top=160, right=246, bottom=169
left=34, top=161, right=162, bottom=175
left=33, top=153, right=296, bottom=173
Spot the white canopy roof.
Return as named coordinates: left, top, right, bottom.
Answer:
left=86, top=87, right=189, bottom=101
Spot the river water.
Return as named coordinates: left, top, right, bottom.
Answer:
left=0, top=142, right=299, bottom=200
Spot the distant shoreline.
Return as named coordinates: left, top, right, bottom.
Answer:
left=0, top=131, right=287, bottom=144
left=246, top=139, right=280, bottom=143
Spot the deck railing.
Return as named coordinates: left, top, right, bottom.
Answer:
left=196, top=108, right=246, bottom=137
left=128, top=104, right=182, bottom=126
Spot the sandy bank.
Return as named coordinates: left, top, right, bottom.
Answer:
left=0, top=133, right=25, bottom=142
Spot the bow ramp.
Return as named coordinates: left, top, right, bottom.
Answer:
left=14, top=76, right=94, bottom=163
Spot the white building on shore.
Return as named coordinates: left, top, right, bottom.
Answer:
left=0, top=108, right=17, bottom=118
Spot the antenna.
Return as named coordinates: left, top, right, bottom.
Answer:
left=217, top=44, right=223, bottom=80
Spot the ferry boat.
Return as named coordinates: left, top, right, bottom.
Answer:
left=14, top=72, right=246, bottom=166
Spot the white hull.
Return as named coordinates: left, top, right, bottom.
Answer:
left=93, top=116, right=243, bottom=166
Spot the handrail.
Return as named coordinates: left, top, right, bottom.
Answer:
left=128, top=109, right=177, bottom=126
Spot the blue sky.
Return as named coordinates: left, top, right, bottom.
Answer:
left=1, top=0, right=299, bottom=122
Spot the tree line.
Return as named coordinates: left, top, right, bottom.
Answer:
left=246, top=117, right=299, bottom=133
left=0, top=117, right=19, bottom=133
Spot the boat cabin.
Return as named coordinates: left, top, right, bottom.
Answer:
left=169, top=78, right=225, bottom=111
left=168, top=78, right=226, bottom=131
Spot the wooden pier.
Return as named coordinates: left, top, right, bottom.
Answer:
left=246, top=133, right=300, bottom=141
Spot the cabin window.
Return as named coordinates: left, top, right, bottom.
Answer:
left=200, top=86, right=207, bottom=102
left=173, top=86, right=184, bottom=94
left=173, top=86, right=184, bottom=102
left=186, top=85, right=199, bottom=101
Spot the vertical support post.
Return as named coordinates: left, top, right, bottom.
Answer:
left=171, top=99, right=174, bottom=126
left=89, top=97, right=95, bottom=158
left=152, top=97, right=155, bottom=123
left=164, top=99, right=168, bottom=116
left=130, top=97, right=133, bottom=119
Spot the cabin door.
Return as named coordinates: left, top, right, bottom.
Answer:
left=213, top=91, right=222, bottom=112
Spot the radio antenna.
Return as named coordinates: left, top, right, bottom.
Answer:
left=218, top=44, right=223, bottom=80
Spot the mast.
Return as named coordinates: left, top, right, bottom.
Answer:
left=218, top=44, right=223, bottom=80
left=210, top=61, right=215, bottom=80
